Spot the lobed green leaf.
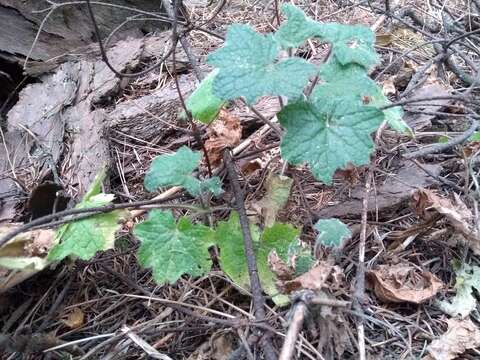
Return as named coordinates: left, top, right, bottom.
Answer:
left=48, top=173, right=126, bottom=261
left=274, top=4, right=323, bottom=49
left=186, top=69, right=225, bottom=124
left=215, top=212, right=301, bottom=304
left=134, top=210, right=215, bottom=284
left=314, top=218, right=351, bottom=248
left=279, top=95, right=384, bottom=184
left=207, top=24, right=316, bottom=104
left=319, top=59, right=409, bottom=134
left=144, top=146, right=222, bottom=196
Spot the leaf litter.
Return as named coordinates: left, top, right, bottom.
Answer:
left=367, top=263, right=443, bottom=304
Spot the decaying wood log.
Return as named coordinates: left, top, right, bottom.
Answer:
left=0, top=0, right=166, bottom=64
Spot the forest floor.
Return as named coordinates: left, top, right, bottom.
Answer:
left=1, top=0, right=480, bottom=359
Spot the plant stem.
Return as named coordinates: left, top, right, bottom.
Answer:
left=223, top=149, right=278, bottom=360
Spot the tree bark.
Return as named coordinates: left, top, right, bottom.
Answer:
left=0, top=0, right=166, bottom=62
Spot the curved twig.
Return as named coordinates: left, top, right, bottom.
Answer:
left=404, top=117, right=479, bottom=159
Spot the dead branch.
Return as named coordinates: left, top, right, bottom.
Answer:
left=223, top=149, right=277, bottom=360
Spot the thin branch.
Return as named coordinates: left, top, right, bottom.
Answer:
left=380, top=94, right=480, bottom=110
left=0, top=195, right=228, bottom=248
left=410, top=159, right=465, bottom=193
left=279, top=302, right=307, bottom=360
left=166, top=0, right=213, bottom=176
left=223, top=149, right=277, bottom=360
left=404, top=118, right=478, bottom=159
left=353, top=170, right=372, bottom=360
left=246, top=103, right=283, bottom=136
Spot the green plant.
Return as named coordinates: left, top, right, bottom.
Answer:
left=188, top=4, right=406, bottom=184
left=38, top=4, right=402, bottom=302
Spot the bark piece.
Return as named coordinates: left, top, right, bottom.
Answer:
left=404, top=83, right=453, bottom=130
left=2, top=36, right=153, bottom=210
left=0, top=0, right=165, bottom=62
left=316, top=161, right=441, bottom=219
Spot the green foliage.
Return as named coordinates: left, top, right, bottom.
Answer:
left=215, top=212, right=300, bottom=303
left=320, top=23, right=378, bottom=68
left=203, top=4, right=404, bottom=183
left=186, top=69, right=225, bottom=124
left=279, top=97, right=384, bottom=184
left=134, top=210, right=215, bottom=284
left=287, top=241, right=314, bottom=276
left=314, top=218, right=351, bottom=248
left=48, top=173, right=126, bottom=261
left=436, top=264, right=480, bottom=318
left=274, top=4, right=322, bottom=48
left=43, top=4, right=411, bottom=300
left=275, top=4, right=377, bottom=68
left=207, top=24, right=317, bottom=104
left=144, top=146, right=223, bottom=196
left=319, top=59, right=408, bottom=134
left=470, top=131, right=480, bottom=141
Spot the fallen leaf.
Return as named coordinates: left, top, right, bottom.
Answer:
left=204, top=109, right=242, bottom=167
left=392, top=67, right=414, bottom=91
left=268, top=250, right=295, bottom=281
left=187, top=332, right=235, bottom=360
left=375, top=33, right=392, bottom=46
left=0, top=225, right=55, bottom=258
left=436, top=263, right=480, bottom=318
left=367, top=263, right=443, bottom=304
left=335, top=165, right=360, bottom=185
left=0, top=225, right=56, bottom=292
left=62, top=308, right=85, bottom=329
left=239, top=159, right=262, bottom=176
left=424, top=318, right=480, bottom=360
left=256, top=173, right=293, bottom=227
left=382, top=78, right=396, bottom=96
left=316, top=290, right=353, bottom=358
left=412, top=189, right=480, bottom=254
left=280, top=260, right=333, bottom=294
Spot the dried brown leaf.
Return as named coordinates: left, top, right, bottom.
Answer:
left=412, top=189, right=480, bottom=253
left=187, top=332, right=235, bottom=360
left=375, top=33, right=392, bottom=46
left=382, top=78, right=396, bottom=96
left=424, top=318, right=480, bottom=360
left=280, top=261, right=333, bottom=294
left=239, top=159, right=262, bottom=176
left=316, top=290, right=353, bottom=357
left=205, top=109, right=242, bottom=167
left=0, top=225, right=55, bottom=257
left=62, top=308, right=85, bottom=329
left=367, top=263, right=443, bottom=304
left=0, top=225, right=56, bottom=293
left=268, top=250, right=295, bottom=281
